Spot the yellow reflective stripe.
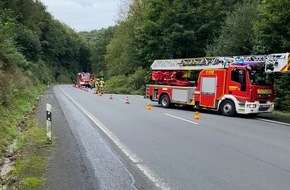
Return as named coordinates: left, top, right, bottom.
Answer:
left=229, top=86, right=238, bottom=90
left=257, top=89, right=272, bottom=94
left=190, top=100, right=195, bottom=105
left=288, top=54, right=290, bottom=71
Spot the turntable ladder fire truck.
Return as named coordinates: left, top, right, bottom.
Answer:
left=146, top=53, right=290, bottom=116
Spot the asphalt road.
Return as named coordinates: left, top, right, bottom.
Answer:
left=39, top=85, right=290, bottom=190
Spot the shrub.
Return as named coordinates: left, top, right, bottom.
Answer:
left=105, top=67, right=149, bottom=95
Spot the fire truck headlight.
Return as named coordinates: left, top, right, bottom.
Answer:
left=247, top=104, right=256, bottom=108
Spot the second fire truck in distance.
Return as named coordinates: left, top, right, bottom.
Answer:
left=146, top=53, right=290, bottom=116
left=75, top=72, right=96, bottom=88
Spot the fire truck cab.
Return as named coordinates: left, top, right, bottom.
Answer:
left=146, top=53, right=289, bottom=116
left=76, top=72, right=93, bottom=87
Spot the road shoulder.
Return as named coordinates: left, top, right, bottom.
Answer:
left=36, top=87, right=97, bottom=190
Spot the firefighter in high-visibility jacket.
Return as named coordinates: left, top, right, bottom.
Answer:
left=99, top=78, right=105, bottom=94
left=95, top=78, right=100, bottom=94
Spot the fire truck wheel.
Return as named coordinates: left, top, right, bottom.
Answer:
left=160, top=94, right=171, bottom=108
left=220, top=100, right=236, bottom=117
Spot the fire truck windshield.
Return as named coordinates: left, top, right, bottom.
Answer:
left=82, top=73, right=91, bottom=80
left=248, top=69, right=273, bottom=86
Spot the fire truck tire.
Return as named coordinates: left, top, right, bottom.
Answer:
left=220, top=100, right=236, bottom=117
left=160, top=94, right=171, bottom=108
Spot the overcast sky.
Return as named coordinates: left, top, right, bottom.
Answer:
left=40, top=0, right=121, bottom=32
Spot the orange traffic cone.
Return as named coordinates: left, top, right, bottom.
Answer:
left=109, top=94, right=113, bottom=99
left=194, top=111, right=200, bottom=120
left=147, top=103, right=152, bottom=110
left=125, top=97, right=130, bottom=104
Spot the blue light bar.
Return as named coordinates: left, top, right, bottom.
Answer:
left=237, top=59, right=244, bottom=65
left=235, top=60, right=265, bottom=65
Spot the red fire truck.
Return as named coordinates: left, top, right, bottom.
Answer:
left=146, top=53, right=289, bottom=116
left=76, top=72, right=95, bottom=88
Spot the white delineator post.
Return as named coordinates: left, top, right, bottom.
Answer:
left=46, top=103, right=52, bottom=143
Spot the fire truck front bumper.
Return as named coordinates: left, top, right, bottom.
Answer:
left=237, top=101, right=274, bottom=114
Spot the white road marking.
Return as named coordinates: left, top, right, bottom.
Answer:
left=137, top=164, right=171, bottom=190
left=60, top=86, right=170, bottom=190
left=119, top=99, right=126, bottom=103
left=164, top=113, right=199, bottom=125
left=257, top=118, right=290, bottom=126
left=61, top=87, right=141, bottom=163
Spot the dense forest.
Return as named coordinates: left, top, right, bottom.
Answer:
left=0, top=0, right=91, bottom=106
left=0, top=0, right=289, bottom=110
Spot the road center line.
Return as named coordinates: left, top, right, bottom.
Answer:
left=164, top=113, right=199, bottom=125
left=257, top=118, right=290, bottom=126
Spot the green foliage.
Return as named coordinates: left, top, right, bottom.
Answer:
left=273, top=74, right=290, bottom=111
left=79, top=26, right=116, bottom=77
left=206, top=1, right=259, bottom=56
left=253, top=0, right=290, bottom=54
left=56, top=72, right=73, bottom=84
left=0, top=0, right=92, bottom=90
left=0, top=72, right=14, bottom=106
left=272, top=110, right=290, bottom=118
left=15, top=24, right=41, bottom=62
left=13, top=120, right=52, bottom=190
left=105, top=67, right=148, bottom=95
left=20, top=177, right=43, bottom=189
left=132, top=0, right=237, bottom=64
left=0, top=9, right=16, bottom=38
left=1, top=0, right=48, bottom=35
left=105, top=75, right=129, bottom=94
left=125, top=67, right=149, bottom=94
left=78, top=40, right=92, bottom=72
left=0, top=9, right=27, bottom=70
left=40, top=18, right=91, bottom=76
left=25, top=60, right=53, bottom=84
left=106, top=21, right=140, bottom=77
left=0, top=84, right=45, bottom=155
left=0, top=68, right=33, bottom=106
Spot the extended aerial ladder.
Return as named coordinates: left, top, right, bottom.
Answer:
left=151, top=53, right=290, bottom=72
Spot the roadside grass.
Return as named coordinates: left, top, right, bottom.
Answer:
left=12, top=118, right=53, bottom=190
left=0, top=85, right=53, bottom=190
left=0, top=86, right=44, bottom=156
left=273, top=110, right=290, bottom=117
